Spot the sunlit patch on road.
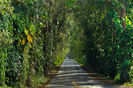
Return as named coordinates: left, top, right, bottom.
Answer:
left=46, top=58, right=122, bottom=88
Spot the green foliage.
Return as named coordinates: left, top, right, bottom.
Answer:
left=0, top=0, right=69, bottom=87
left=0, top=0, right=133, bottom=87
left=69, top=0, right=133, bottom=84
left=6, top=48, right=23, bottom=86
left=0, top=26, right=13, bottom=87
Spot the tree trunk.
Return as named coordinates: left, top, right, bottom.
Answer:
left=120, top=0, right=130, bottom=83
left=121, top=0, right=126, bottom=29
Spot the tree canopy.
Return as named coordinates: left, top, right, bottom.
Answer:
left=0, top=0, right=133, bottom=87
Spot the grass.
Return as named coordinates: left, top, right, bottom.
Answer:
left=124, top=82, right=133, bottom=86
left=31, top=74, right=50, bottom=88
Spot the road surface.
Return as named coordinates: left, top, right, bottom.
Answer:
left=46, top=58, right=122, bottom=88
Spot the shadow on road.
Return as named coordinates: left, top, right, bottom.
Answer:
left=46, top=59, right=122, bottom=88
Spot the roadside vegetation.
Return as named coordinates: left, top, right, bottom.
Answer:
left=0, top=0, right=133, bottom=88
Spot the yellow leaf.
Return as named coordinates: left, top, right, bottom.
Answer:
left=22, top=38, right=26, bottom=45
left=27, top=35, right=32, bottom=43
left=24, top=29, right=29, bottom=35
left=1, top=11, right=5, bottom=15
left=128, top=20, right=131, bottom=25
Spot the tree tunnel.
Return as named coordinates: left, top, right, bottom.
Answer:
left=0, top=0, right=133, bottom=87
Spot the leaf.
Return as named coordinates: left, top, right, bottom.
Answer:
left=122, top=59, right=131, bottom=67
left=126, top=16, right=132, bottom=25
left=24, top=29, right=29, bottom=35
left=29, top=24, right=36, bottom=35
left=22, top=38, right=26, bottom=45
left=27, top=35, right=32, bottom=43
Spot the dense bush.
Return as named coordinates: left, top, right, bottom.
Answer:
left=0, top=0, right=69, bottom=87
left=70, top=0, right=133, bottom=84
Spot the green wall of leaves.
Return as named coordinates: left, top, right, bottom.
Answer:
left=0, top=0, right=69, bottom=87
